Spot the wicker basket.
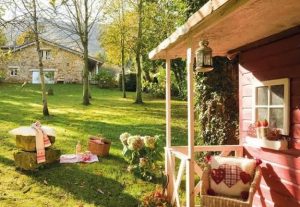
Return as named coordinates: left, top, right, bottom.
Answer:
left=88, top=136, right=111, bottom=157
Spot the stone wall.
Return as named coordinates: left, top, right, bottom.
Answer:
left=0, top=42, right=87, bottom=83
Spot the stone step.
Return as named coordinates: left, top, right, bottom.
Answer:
left=16, top=135, right=55, bottom=152
left=14, top=148, right=61, bottom=170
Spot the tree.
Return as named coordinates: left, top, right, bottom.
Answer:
left=50, top=0, right=107, bottom=105
left=16, top=29, right=35, bottom=45
left=0, top=29, right=6, bottom=46
left=100, top=0, right=137, bottom=98
left=186, top=0, right=208, bottom=18
left=134, top=0, right=143, bottom=104
left=4, top=0, right=50, bottom=116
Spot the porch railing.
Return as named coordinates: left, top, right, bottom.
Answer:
left=165, top=145, right=243, bottom=207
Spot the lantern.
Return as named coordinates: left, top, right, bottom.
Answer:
left=195, top=40, right=213, bottom=73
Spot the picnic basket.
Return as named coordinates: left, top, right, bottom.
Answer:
left=88, top=136, right=111, bottom=157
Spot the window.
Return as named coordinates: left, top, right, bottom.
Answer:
left=9, top=67, right=19, bottom=76
left=253, top=78, right=290, bottom=135
left=40, top=50, right=51, bottom=60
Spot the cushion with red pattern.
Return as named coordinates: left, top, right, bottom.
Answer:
left=209, top=156, right=257, bottom=197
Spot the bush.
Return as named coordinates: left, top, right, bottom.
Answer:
left=94, top=69, right=117, bottom=88
left=140, top=187, right=173, bottom=207
left=119, top=132, right=163, bottom=181
left=143, top=67, right=180, bottom=99
left=119, top=73, right=136, bottom=92
left=0, top=70, right=5, bottom=82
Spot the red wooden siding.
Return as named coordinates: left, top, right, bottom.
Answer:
left=239, top=32, right=300, bottom=207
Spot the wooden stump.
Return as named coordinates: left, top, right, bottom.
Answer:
left=16, top=135, right=55, bottom=152
left=14, top=148, right=61, bottom=170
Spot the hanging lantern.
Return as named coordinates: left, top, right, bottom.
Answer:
left=195, top=40, right=213, bottom=73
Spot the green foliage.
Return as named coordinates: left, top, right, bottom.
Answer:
left=16, top=30, right=35, bottom=45
left=119, top=73, right=136, bottom=91
left=143, top=66, right=182, bottom=99
left=120, top=133, right=163, bottom=181
left=195, top=57, right=239, bottom=146
left=0, top=29, right=6, bottom=46
left=94, top=69, right=117, bottom=89
left=186, top=0, right=209, bottom=18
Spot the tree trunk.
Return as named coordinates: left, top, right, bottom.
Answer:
left=121, top=39, right=126, bottom=98
left=121, top=0, right=126, bottom=98
left=32, top=0, right=49, bottom=116
left=135, top=0, right=143, bottom=104
left=82, top=42, right=90, bottom=105
left=82, top=0, right=90, bottom=105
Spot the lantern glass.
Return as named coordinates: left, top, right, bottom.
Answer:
left=195, top=40, right=213, bottom=73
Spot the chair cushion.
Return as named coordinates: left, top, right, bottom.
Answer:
left=209, top=156, right=257, bottom=197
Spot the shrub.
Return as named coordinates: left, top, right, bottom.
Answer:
left=120, top=132, right=163, bottom=181
left=94, top=69, right=117, bottom=88
left=0, top=71, right=5, bottom=82
left=119, top=73, right=136, bottom=92
left=143, top=67, right=180, bottom=98
left=140, top=187, right=172, bottom=207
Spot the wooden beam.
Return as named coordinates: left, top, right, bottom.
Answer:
left=166, top=57, right=171, bottom=148
left=172, top=159, right=186, bottom=207
left=186, top=37, right=195, bottom=207
left=165, top=148, right=175, bottom=201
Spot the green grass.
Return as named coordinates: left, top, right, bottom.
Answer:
left=0, top=83, right=188, bottom=207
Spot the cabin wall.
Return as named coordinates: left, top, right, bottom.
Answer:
left=239, top=33, right=300, bottom=207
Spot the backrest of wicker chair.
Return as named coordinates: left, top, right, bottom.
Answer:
left=200, top=166, right=262, bottom=207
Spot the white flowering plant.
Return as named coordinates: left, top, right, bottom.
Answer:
left=119, top=132, right=163, bottom=181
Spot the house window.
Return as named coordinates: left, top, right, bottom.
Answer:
left=9, top=67, right=19, bottom=76
left=253, top=78, right=290, bottom=135
left=40, top=50, right=51, bottom=60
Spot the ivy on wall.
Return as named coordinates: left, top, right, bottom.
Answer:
left=195, top=56, right=239, bottom=146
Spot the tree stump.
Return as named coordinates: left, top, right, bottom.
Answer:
left=16, top=135, right=55, bottom=152
left=14, top=148, right=61, bottom=170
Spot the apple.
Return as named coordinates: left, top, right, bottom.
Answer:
left=262, top=119, right=268, bottom=127
left=255, top=121, right=261, bottom=127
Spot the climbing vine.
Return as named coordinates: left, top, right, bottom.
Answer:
left=195, top=56, right=239, bottom=146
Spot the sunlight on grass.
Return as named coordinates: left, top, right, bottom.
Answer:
left=0, top=83, right=188, bottom=207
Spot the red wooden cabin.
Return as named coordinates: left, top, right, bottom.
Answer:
left=149, top=0, right=300, bottom=206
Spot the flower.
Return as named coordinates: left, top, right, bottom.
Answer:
left=127, top=165, right=134, bottom=172
left=127, top=135, right=144, bottom=151
left=139, top=158, right=147, bottom=168
left=143, top=136, right=157, bottom=149
left=120, top=132, right=131, bottom=146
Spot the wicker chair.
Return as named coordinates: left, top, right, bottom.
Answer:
left=200, top=166, right=262, bottom=207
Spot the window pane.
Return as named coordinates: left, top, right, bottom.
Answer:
left=256, top=108, right=268, bottom=121
left=270, top=108, right=283, bottom=129
left=256, top=86, right=268, bottom=105
left=271, top=85, right=284, bottom=105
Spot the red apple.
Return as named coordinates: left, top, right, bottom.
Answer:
left=255, top=121, right=261, bottom=127
left=262, top=119, right=268, bottom=127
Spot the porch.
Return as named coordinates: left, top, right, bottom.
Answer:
left=149, top=0, right=300, bottom=206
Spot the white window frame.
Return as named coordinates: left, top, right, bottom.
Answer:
left=252, top=78, right=290, bottom=135
left=40, top=49, right=51, bottom=60
left=9, top=66, right=20, bottom=76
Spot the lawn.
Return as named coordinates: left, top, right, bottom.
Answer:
left=0, top=83, right=188, bottom=207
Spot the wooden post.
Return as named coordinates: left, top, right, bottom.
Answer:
left=166, top=57, right=171, bottom=148
left=165, top=56, right=174, bottom=201
left=186, top=37, right=195, bottom=207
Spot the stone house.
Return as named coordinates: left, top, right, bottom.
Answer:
left=0, top=39, right=103, bottom=84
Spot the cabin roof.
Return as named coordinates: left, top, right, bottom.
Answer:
left=149, top=0, right=300, bottom=60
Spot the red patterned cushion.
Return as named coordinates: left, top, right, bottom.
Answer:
left=219, top=164, right=242, bottom=188
left=209, top=156, right=257, bottom=197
